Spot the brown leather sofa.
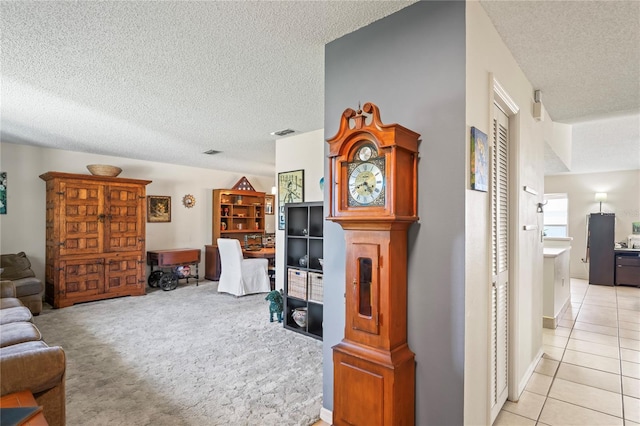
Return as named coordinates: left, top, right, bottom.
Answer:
left=0, top=252, right=44, bottom=315
left=0, top=280, right=66, bottom=426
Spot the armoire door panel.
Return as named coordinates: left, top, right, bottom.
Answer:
left=105, top=256, right=143, bottom=293
left=59, top=181, right=103, bottom=256
left=60, top=259, right=104, bottom=298
left=105, top=185, right=144, bottom=252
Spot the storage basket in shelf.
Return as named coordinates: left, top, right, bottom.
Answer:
left=287, top=268, right=307, bottom=300
left=308, top=272, right=323, bottom=303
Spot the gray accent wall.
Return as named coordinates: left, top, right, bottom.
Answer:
left=323, top=2, right=466, bottom=424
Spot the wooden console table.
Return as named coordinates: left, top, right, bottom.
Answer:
left=243, top=247, right=276, bottom=290
left=242, top=247, right=275, bottom=259
left=147, top=248, right=201, bottom=285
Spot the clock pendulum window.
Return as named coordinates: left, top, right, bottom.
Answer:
left=327, top=103, right=420, bottom=426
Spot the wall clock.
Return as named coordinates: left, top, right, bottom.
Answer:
left=182, top=194, right=196, bottom=208
left=327, top=102, right=420, bottom=425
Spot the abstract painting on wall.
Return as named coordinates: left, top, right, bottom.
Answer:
left=0, top=172, right=6, bottom=214
left=470, top=127, right=488, bottom=192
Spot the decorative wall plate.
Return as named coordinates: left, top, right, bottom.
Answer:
left=182, top=194, right=196, bottom=208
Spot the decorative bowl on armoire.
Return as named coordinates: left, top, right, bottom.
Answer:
left=86, top=164, right=122, bottom=177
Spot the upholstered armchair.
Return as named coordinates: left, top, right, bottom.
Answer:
left=0, top=252, right=44, bottom=315
left=216, top=238, right=270, bottom=296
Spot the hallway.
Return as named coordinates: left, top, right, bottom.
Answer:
left=495, top=278, right=640, bottom=425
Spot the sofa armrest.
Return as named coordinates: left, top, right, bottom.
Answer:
left=0, top=281, right=16, bottom=298
left=1, top=345, right=66, bottom=396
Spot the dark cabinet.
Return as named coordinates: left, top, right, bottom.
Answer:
left=615, top=252, right=640, bottom=286
left=283, top=202, right=323, bottom=340
left=588, top=213, right=615, bottom=286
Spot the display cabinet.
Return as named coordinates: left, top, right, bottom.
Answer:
left=283, top=202, right=323, bottom=340
left=205, top=189, right=266, bottom=280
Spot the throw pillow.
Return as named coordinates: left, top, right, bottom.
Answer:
left=0, top=252, right=36, bottom=280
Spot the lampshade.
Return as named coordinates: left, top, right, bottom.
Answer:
left=594, top=192, right=607, bottom=202
left=271, top=186, right=277, bottom=195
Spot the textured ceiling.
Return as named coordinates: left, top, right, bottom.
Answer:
left=481, top=1, right=640, bottom=122
left=1, top=1, right=638, bottom=176
left=0, top=1, right=415, bottom=176
left=480, top=0, right=640, bottom=175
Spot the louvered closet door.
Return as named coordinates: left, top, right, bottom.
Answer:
left=490, top=104, right=510, bottom=423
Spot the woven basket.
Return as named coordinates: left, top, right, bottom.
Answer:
left=287, top=268, right=307, bottom=300
left=308, top=272, right=323, bottom=303
left=87, top=164, right=122, bottom=177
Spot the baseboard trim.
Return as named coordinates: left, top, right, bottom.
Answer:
left=543, top=297, right=572, bottom=329
left=542, top=316, right=557, bottom=329
left=320, top=407, right=333, bottom=424
left=518, top=348, right=544, bottom=396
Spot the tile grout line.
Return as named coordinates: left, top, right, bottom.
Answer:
left=533, top=286, right=585, bottom=425
left=565, top=286, right=627, bottom=422
left=615, top=286, right=626, bottom=423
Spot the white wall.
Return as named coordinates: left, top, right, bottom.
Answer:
left=274, top=129, right=325, bottom=290
left=0, top=141, right=274, bottom=281
left=550, top=122, right=572, bottom=170
left=466, top=1, right=546, bottom=423
left=545, top=169, right=640, bottom=279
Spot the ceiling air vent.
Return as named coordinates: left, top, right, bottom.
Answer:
left=203, top=149, right=222, bottom=155
left=270, top=128, right=295, bottom=136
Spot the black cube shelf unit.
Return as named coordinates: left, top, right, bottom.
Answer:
left=284, top=201, right=324, bottom=340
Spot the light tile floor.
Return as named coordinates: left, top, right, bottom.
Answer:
left=495, top=278, right=640, bottom=426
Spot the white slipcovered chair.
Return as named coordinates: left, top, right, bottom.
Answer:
left=216, top=238, right=270, bottom=296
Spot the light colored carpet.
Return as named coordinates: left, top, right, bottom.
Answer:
left=33, top=281, right=323, bottom=426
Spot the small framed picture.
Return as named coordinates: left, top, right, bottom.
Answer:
left=147, top=196, right=171, bottom=223
left=470, top=127, right=488, bottom=192
left=278, top=169, right=304, bottom=230
left=0, top=172, right=6, bottom=215
left=265, top=194, right=274, bottom=215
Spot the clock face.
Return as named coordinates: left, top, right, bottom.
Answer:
left=358, top=146, right=373, bottom=161
left=347, top=160, right=385, bottom=206
left=355, top=144, right=378, bottom=162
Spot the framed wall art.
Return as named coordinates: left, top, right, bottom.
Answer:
left=147, top=195, right=171, bottom=223
left=470, top=127, right=488, bottom=192
left=265, top=194, right=275, bottom=215
left=0, top=172, right=6, bottom=214
left=278, top=169, right=304, bottom=230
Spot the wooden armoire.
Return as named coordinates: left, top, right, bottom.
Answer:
left=40, top=172, right=151, bottom=308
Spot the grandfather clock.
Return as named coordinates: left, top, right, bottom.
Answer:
left=327, top=103, right=420, bottom=425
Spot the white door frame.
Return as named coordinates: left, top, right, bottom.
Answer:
left=490, top=75, right=521, bottom=407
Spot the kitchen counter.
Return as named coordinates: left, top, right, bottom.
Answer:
left=543, top=246, right=571, bottom=328
left=544, top=247, right=569, bottom=258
